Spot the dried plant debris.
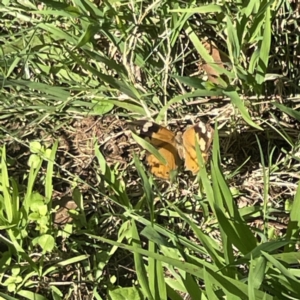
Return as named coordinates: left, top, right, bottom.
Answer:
left=53, top=197, right=78, bottom=225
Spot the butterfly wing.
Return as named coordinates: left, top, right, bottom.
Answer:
left=180, top=121, right=214, bottom=174
left=146, top=143, right=179, bottom=179
left=129, top=120, right=180, bottom=179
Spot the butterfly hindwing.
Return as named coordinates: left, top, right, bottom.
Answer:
left=129, top=120, right=180, bottom=179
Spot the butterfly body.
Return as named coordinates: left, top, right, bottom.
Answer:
left=129, top=120, right=213, bottom=179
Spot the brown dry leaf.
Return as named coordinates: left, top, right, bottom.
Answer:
left=53, top=197, right=78, bottom=225
left=200, top=40, right=226, bottom=85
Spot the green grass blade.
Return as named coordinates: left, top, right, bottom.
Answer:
left=256, top=6, right=271, bottom=85
left=1, top=146, right=12, bottom=223
left=0, top=292, right=20, bottom=300
left=131, top=221, right=154, bottom=300
left=156, top=257, right=167, bottom=300
left=170, top=205, right=226, bottom=270
left=205, top=268, right=273, bottom=300
left=17, top=290, right=47, bottom=300
left=157, top=88, right=222, bottom=122
left=10, top=178, right=20, bottom=224
left=204, top=267, right=218, bottom=300
left=169, top=4, right=222, bottom=14
left=223, top=89, right=262, bottom=130
left=248, top=256, right=266, bottom=298
left=261, top=251, right=300, bottom=294
left=67, top=51, right=141, bottom=101
left=226, top=16, right=240, bottom=62
left=131, top=132, right=167, bottom=165
left=285, top=181, right=300, bottom=252
left=273, top=102, right=300, bottom=122
left=45, top=141, right=58, bottom=204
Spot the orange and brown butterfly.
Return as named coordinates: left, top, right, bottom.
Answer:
left=129, top=120, right=214, bottom=179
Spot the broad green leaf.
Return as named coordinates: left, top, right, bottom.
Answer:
left=28, top=154, right=41, bottom=169
left=29, top=141, right=42, bottom=154
left=273, top=251, right=300, bottom=264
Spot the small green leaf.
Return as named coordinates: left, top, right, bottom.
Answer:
left=30, top=196, right=44, bottom=212
left=7, top=283, right=16, bottom=293
left=11, top=267, right=20, bottom=276
left=44, top=149, right=52, bottom=159
left=109, top=286, right=141, bottom=300
left=29, top=141, right=42, bottom=154
left=28, top=154, right=41, bottom=169
left=28, top=212, right=40, bottom=221
left=38, top=204, right=48, bottom=217
left=110, top=275, right=117, bottom=284
left=92, top=99, right=114, bottom=115
left=37, top=234, right=55, bottom=253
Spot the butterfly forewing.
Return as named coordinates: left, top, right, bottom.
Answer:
left=194, top=122, right=214, bottom=153
left=129, top=121, right=176, bottom=144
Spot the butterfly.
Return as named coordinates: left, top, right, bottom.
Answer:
left=129, top=120, right=214, bottom=179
